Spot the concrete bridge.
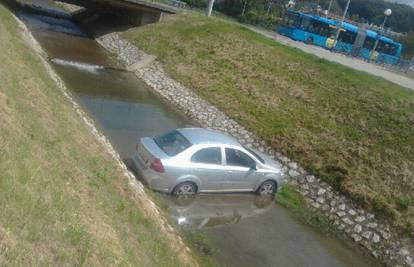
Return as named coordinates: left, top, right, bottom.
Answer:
left=54, top=0, right=176, bottom=33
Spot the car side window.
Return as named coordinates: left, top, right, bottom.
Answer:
left=225, top=148, right=255, bottom=168
left=191, top=147, right=222, bottom=165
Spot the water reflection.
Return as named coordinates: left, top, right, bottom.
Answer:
left=166, top=194, right=274, bottom=230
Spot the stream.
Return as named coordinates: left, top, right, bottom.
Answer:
left=16, top=3, right=378, bottom=266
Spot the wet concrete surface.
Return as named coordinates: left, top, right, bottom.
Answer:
left=16, top=6, right=378, bottom=267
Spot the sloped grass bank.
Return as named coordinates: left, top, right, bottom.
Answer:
left=123, top=12, right=414, bottom=234
left=0, top=5, right=191, bottom=266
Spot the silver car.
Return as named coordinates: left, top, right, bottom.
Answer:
left=131, top=128, right=285, bottom=196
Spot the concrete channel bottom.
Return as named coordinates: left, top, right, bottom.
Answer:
left=17, top=5, right=377, bottom=267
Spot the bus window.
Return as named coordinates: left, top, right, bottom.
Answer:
left=299, top=17, right=332, bottom=37
left=338, top=30, right=356, bottom=44
left=363, top=37, right=375, bottom=50
left=313, top=20, right=331, bottom=37
left=284, top=12, right=300, bottom=27
left=377, top=41, right=398, bottom=56
left=300, top=16, right=311, bottom=31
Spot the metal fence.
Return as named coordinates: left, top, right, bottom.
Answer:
left=331, top=42, right=414, bottom=76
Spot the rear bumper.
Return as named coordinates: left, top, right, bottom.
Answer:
left=130, top=153, right=171, bottom=193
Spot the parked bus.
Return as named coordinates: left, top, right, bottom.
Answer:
left=278, top=10, right=403, bottom=65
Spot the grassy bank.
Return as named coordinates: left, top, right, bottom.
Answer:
left=123, top=12, right=414, bottom=234
left=276, top=185, right=335, bottom=235
left=0, top=5, right=193, bottom=266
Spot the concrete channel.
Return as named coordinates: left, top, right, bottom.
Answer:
left=16, top=4, right=379, bottom=266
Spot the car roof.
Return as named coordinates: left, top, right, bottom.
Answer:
left=177, top=128, right=241, bottom=146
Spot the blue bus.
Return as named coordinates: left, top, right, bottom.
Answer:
left=278, top=10, right=403, bottom=65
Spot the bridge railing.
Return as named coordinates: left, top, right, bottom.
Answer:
left=167, top=0, right=187, bottom=9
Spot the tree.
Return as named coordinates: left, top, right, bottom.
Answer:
left=398, top=31, right=414, bottom=59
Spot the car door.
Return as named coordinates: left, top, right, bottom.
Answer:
left=189, top=146, right=227, bottom=191
left=223, top=147, right=262, bottom=191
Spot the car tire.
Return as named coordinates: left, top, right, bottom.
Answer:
left=256, top=180, right=277, bottom=196
left=172, top=182, right=197, bottom=196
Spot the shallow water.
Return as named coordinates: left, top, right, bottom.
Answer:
left=17, top=6, right=378, bottom=267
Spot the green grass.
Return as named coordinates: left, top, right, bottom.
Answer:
left=277, top=185, right=335, bottom=235
left=122, top=12, right=414, bottom=235
left=0, top=4, right=194, bottom=266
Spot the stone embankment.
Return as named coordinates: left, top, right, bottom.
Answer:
left=97, top=32, right=414, bottom=267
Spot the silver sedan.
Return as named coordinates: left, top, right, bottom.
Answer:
left=131, top=128, right=285, bottom=196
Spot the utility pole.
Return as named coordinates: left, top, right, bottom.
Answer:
left=327, top=0, right=333, bottom=14
left=333, top=0, right=351, bottom=49
left=206, top=0, right=215, bottom=17
left=370, top=9, right=392, bottom=62
left=241, top=0, right=248, bottom=16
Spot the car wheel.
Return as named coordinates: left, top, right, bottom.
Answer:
left=257, top=180, right=277, bottom=196
left=172, top=182, right=197, bottom=196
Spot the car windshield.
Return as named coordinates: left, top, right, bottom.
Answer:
left=154, top=130, right=192, bottom=157
left=244, top=147, right=265, bottom=164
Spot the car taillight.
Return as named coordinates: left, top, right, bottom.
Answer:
left=150, top=158, right=164, bottom=173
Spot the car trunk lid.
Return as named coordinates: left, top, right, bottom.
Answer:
left=137, top=137, right=169, bottom=169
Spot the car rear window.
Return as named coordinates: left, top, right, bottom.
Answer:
left=154, top=130, right=192, bottom=157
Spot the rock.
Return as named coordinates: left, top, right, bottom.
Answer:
left=372, top=233, right=381, bottom=243
left=337, top=211, right=346, bottom=217
left=298, top=177, right=305, bottom=184
left=297, top=167, right=306, bottom=174
left=289, top=169, right=300, bottom=178
left=306, top=175, right=315, bottom=183
left=399, top=248, right=410, bottom=256
left=338, top=224, right=346, bottom=230
left=338, top=204, right=346, bottom=210
left=316, top=197, right=325, bottom=204
left=311, top=202, right=321, bottom=209
left=406, top=256, right=413, bottom=266
left=355, top=216, right=366, bottom=223
left=301, top=184, right=309, bottom=190
left=348, top=209, right=357, bottom=216
left=353, top=224, right=362, bottom=233
left=279, top=156, right=290, bottom=164
left=317, top=188, right=326, bottom=195
left=321, top=205, right=330, bottom=211
left=367, top=213, right=375, bottom=220
left=362, top=231, right=373, bottom=240
left=288, top=162, right=298, bottom=170
left=330, top=200, right=337, bottom=207
left=366, top=223, right=378, bottom=229
left=379, top=230, right=391, bottom=240
left=342, top=217, right=354, bottom=225
left=351, top=234, right=362, bottom=242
